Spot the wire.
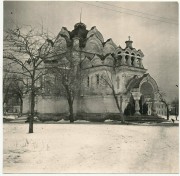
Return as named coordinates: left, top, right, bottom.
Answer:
left=78, top=2, right=178, bottom=25
left=98, top=1, right=177, bottom=23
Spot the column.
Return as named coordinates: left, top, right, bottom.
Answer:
left=134, top=99, right=141, bottom=115
left=151, top=99, right=157, bottom=116
left=121, top=54, right=126, bottom=65
left=120, top=95, right=123, bottom=114
left=147, top=102, right=151, bottom=115
left=139, top=58, right=144, bottom=68
left=132, top=92, right=141, bottom=115
left=133, top=57, right=139, bottom=67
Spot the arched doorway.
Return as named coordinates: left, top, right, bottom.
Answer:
left=140, top=82, right=154, bottom=115
left=126, top=74, right=159, bottom=116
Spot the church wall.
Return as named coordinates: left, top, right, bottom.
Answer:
left=23, top=93, right=129, bottom=115
left=23, top=95, right=69, bottom=114
left=82, top=68, right=113, bottom=95
left=79, top=95, right=120, bottom=113
left=22, top=95, right=30, bottom=113
left=35, top=96, right=69, bottom=114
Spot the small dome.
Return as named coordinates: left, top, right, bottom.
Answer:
left=81, top=57, right=92, bottom=69
left=59, top=27, right=70, bottom=38
left=87, top=26, right=104, bottom=43
left=91, top=55, right=103, bottom=66
left=104, top=54, right=114, bottom=66
left=103, top=38, right=117, bottom=55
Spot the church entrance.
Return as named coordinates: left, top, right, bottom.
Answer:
left=140, top=82, right=154, bottom=115
left=124, top=81, right=155, bottom=116
left=125, top=74, right=159, bottom=117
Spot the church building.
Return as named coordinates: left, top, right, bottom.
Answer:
left=23, top=22, right=167, bottom=120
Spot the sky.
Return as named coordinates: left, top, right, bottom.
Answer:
left=3, top=1, right=179, bottom=102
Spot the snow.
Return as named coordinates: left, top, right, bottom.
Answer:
left=3, top=115, right=17, bottom=120
left=57, top=119, right=68, bottom=123
left=160, top=115, right=179, bottom=121
left=3, top=123, right=179, bottom=173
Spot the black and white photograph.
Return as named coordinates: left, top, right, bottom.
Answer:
left=2, top=1, right=179, bottom=174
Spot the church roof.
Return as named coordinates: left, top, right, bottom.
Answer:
left=55, top=22, right=143, bottom=54
left=51, top=22, right=145, bottom=69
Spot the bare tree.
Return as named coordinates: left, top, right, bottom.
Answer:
left=3, top=64, right=13, bottom=107
left=100, top=69, right=125, bottom=123
left=171, top=98, right=179, bottom=120
left=47, top=49, right=83, bottom=123
left=158, top=91, right=170, bottom=120
left=3, top=26, right=55, bottom=133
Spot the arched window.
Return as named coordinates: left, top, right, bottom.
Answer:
left=131, top=53, right=135, bottom=65
left=125, top=52, right=129, bottom=62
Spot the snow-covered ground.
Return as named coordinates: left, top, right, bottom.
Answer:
left=3, top=123, right=179, bottom=173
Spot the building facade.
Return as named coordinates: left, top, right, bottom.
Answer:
left=23, top=22, right=167, bottom=119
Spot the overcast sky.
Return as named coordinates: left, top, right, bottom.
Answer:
left=3, top=1, right=179, bottom=101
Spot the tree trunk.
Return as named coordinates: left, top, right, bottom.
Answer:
left=29, top=89, right=35, bottom=133
left=161, top=100, right=169, bottom=120
left=112, top=89, right=124, bottom=123
left=175, top=105, right=178, bottom=120
left=166, top=105, right=169, bottom=120
left=68, top=100, right=74, bottom=123
left=19, top=97, right=23, bottom=115
left=64, top=84, right=74, bottom=123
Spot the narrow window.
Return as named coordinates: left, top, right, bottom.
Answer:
left=96, top=74, right=99, bottom=85
left=87, top=76, right=90, bottom=87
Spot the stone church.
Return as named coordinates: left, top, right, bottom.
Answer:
left=23, top=22, right=167, bottom=120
